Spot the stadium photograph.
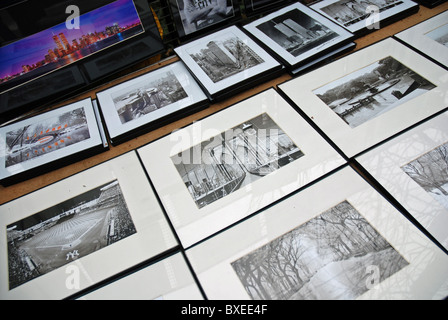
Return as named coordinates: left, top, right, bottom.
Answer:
left=6, top=180, right=136, bottom=290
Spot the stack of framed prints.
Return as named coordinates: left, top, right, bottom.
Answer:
left=395, top=10, right=448, bottom=69
left=278, top=37, right=448, bottom=159
left=169, top=0, right=242, bottom=41
left=96, top=61, right=209, bottom=145
left=0, top=152, right=178, bottom=300
left=310, top=0, right=420, bottom=36
left=79, top=253, right=203, bottom=300
left=174, top=25, right=283, bottom=101
left=0, top=98, right=108, bottom=186
left=356, top=111, right=448, bottom=252
left=186, top=166, right=448, bottom=300
left=243, top=2, right=355, bottom=75
left=137, top=88, right=346, bottom=248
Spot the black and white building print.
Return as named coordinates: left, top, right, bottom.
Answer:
left=111, top=70, right=188, bottom=124
left=256, top=9, right=338, bottom=57
left=426, top=23, right=448, bottom=47
left=6, top=180, right=136, bottom=290
left=172, top=113, right=304, bottom=209
left=188, top=32, right=265, bottom=83
left=314, top=56, right=436, bottom=128
left=402, top=142, right=448, bottom=210
left=175, top=0, right=236, bottom=35
left=5, top=107, right=90, bottom=168
left=320, top=0, right=404, bottom=27
left=231, top=200, right=409, bottom=300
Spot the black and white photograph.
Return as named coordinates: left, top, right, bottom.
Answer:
left=231, top=200, right=409, bottom=300
left=311, top=0, right=419, bottom=34
left=395, top=11, right=448, bottom=69
left=96, top=61, right=208, bottom=145
left=4, top=107, right=90, bottom=167
left=186, top=167, right=448, bottom=300
left=170, top=0, right=239, bottom=38
left=314, top=56, right=436, bottom=128
left=402, top=142, right=448, bottom=210
left=175, top=26, right=282, bottom=100
left=7, top=180, right=135, bottom=290
left=187, top=33, right=265, bottom=83
left=243, top=3, right=353, bottom=71
left=172, top=113, right=304, bottom=209
left=0, top=98, right=106, bottom=186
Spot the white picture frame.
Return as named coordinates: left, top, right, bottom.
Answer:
left=0, top=152, right=178, bottom=299
left=278, top=37, right=448, bottom=159
left=395, top=11, right=448, bottom=69
left=243, top=2, right=354, bottom=73
left=78, top=253, right=203, bottom=300
left=174, top=26, right=282, bottom=101
left=137, top=88, right=345, bottom=248
left=310, top=0, right=419, bottom=35
left=356, top=111, right=448, bottom=251
left=186, top=166, right=448, bottom=300
left=0, top=98, right=108, bottom=186
left=96, top=61, right=209, bottom=145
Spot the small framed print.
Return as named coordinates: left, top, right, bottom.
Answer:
left=243, top=0, right=291, bottom=16
left=0, top=152, right=178, bottom=300
left=96, top=61, right=209, bottom=145
left=243, top=2, right=354, bottom=75
left=278, top=38, right=448, bottom=159
left=79, top=253, right=203, bottom=300
left=169, top=0, right=241, bottom=40
left=310, top=0, right=419, bottom=36
left=395, top=11, right=448, bottom=69
left=356, top=111, right=448, bottom=252
left=174, top=26, right=283, bottom=101
left=137, top=88, right=345, bottom=248
left=0, top=98, right=108, bottom=186
left=186, top=166, right=448, bottom=300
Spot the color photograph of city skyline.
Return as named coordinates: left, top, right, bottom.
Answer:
left=0, top=0, right=143, bottom=89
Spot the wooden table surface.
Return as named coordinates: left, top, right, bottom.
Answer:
left=1, top=2, right=447, bottom=206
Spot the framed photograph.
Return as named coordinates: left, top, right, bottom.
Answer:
left=243, top=2, right=354, bottom=75
left=243, top=0, right=291, bottom=16
left=79, top=252, right=203, bottom=300
left=310, top=0, right=419, bottom=35
left=186, top=166, right=448, bottom=300
left=96, top=61, right=209, bottom=145
left=278, top=38, right=448, bottom=158
left=395, top=11, right=448, bottom=69
left=356, top=111, right=448, bottom=252
left=169, top=0, right=241, bottom=40
left=0, top=98, right=108, bottom=186
left=0, top=152, right=178, bottom=300
left=137, top=88, right=345, bottom=248
left=174, top=26, right=283, bottom=101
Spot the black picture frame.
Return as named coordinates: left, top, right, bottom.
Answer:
left=169, top=0, right=242, bottom=41
left=243, top=0, right=291, bottom=16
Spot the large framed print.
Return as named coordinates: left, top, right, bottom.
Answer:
left=174, top=26, right=283, bottom=101
left=243, top=0, right=291, bottom=16
left=243, top=2, right=354, bottom=75
left=0, top=98, right=108, bottom=186
left=79, top=253, right=203, bottom=300
left=137, top=89, right=346, bottom=248
left=278, top=38, right=448, bottom=159
left=186, top=166, right=448, bottom=300
left=0, top=152, right=178, bottom=300
left=169, top=0, right=241, bottom=40
left=356, top=111, right=448, bottom=251
left=395, top=11, right=448, bottom=69
left=310, top=0, right=419, bottom=36
left=96, top=61, right=209, bottom=145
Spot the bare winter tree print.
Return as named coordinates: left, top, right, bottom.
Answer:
left=402, top=142, right=448, bottom=210
left=231, top=201, right=409, bottom=300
